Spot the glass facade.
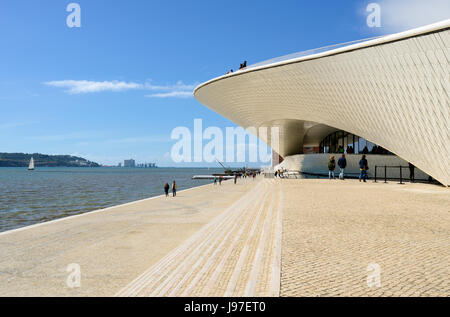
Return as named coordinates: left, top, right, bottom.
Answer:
left=319, top=130, right=392, bottom=155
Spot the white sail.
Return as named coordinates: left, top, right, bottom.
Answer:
left=28, top=157, right=35, bottom=170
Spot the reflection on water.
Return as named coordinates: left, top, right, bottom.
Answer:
left=0, top=167, right=222, bottom=233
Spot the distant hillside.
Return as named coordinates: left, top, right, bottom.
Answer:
left=0, top=153, right=100, bottom=167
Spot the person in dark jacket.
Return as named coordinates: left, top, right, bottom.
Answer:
left=172, top=180, right=177, bottom=197
left=164, top=183, right=170, bottom=197
left=328, top=156, right=336, bottom=179
left=359, top=155, right=369, bottom=182
left=338, top=154, right=347, bottom=180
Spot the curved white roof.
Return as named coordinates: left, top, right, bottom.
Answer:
left=195, top=19, right=450, bottom=93
left=194, top=20, right=450, bottom=186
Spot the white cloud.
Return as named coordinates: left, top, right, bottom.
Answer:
left=372, top=0, right=450, bottom=32
left=145, top=81, right=197, bottom=92
left=44, top=80, right=143, bottom=94
left=146, top=91, right=193, bottom=98
left=44, top=79, right=196, bottom=98
left=145, top=80, right=196, bottom=98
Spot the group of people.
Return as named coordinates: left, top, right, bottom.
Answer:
left=213, top=172, right=257, bottom=186
left=213, top=176, right=224, bottom=185
left=329, top=155, right=417, bottom=182
left=163, top=181, right=177, bottom=197
left=360, top=145, right=389, bottom=155
left=242, top=172, right=257, bottom=179
left=329, top=145, right=389, bottom=155
left=226, top=61, right=247, bottom=75
left=345, top=145, right=355, bottom=154
left=274, top=169, right=285, bottom=178
left=369, top=145, right=389, bottom=155
left=327, top=154, right=369, bottom=182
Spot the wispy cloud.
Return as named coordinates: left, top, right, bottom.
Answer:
left=145, top=81, right=197, bottom=92
left=367, top=0, right=450, bottom=33
left=146, top=91, right=193, bottom=98
left=145, top=80, right=196, bottom=98
left=44, top=79, right=196, bottom=98
left=44, top=80, right=143, bottom=94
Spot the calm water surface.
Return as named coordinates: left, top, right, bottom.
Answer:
left=0, top=167, right=223, bottom=233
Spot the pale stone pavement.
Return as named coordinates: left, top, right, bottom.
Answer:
left=0, top=176, right=448, bottom=297
left=280, top=179, right=449, bottom=297
left=116, top=178, right=282, bottom=297
left=0, top=177, right=264, bottom=296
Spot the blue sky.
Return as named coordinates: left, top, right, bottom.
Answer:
left=0, top=0, right=448, bottom=166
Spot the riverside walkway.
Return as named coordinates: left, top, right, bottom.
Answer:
left=0, top=177, right=280, bottom=296
left=116, top=178, right=282, bottom=297
left=0, top=177, right=448, bottom=297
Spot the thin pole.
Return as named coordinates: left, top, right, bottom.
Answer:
left=399, top=166, right=404, bottom=184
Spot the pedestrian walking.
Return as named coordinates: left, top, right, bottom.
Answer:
left=164, top=183, right=170, bottom=197
left=338, top=154, right=347, bottom=180
left=328, top=156, right=336, bottom=179
left=359, top=155, right=369, bottom=182
left=219, top=176, right=222, bottom=185
left=214, top=177, right=217, bottom=185
left=234, top=174, right=237, bottom=184
left=172, top=180, right=177, bottom=197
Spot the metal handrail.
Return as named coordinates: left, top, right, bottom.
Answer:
left=374, top=165, right=414, bottom=184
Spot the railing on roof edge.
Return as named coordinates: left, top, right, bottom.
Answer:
left=244, top=35, right=385, bottom=70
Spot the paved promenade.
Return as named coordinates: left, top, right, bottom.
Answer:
left=0, top=177, right=266, bottom=296
left=0, top=177, right=448, bottom=297
left=116, top=178, right=282, bottom=297
left=281, top=179, right=449, bottom=297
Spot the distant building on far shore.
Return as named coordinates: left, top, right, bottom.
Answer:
left=121, top=159, right=156, bottom=168
left=118, top=163, right=122, bottom=167
left=136, top=163, right=157, bottom=168
left=124, top=159, right=136, bottom=168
